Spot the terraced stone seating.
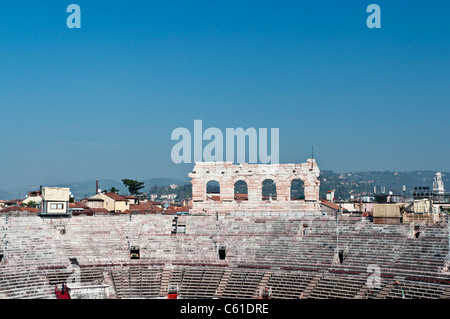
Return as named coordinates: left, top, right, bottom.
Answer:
left=45, top=267, right=104, bottom=286
left=0, top=266, right=54, bottom=299
left=177, top=266, right=225, bottom=298
left=111, top=265, right=163, bottom=299
left=220, top=269, right=265, bottom=299
left=0, top=214, right=450, bottom=299
left=382, top=278, right=450, bottom=299
left=307, top=272, right=367, bottom=299
left=266, top=270, right=315, bottom=299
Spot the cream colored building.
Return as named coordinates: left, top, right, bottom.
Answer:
left=40, top=187, right=71, bottom=215
left=414, top=199, right=434, bottom=213
left=373, top=203, right=405, bottom=224
left=90, top=192, right=129, bottom=213
left=22, top=192, right=43, bottom=206
left=81, top=198, right=104, bottom=209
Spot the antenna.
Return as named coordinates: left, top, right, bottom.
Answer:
left=216, top=211, right=220, bottom=258
left=335, top=206, right=340, bottom=264
left=447, top=213, right=450, bottom=267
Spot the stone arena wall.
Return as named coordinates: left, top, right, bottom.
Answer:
left=1, top=214, right=450, bottom=299
left=189, top=160, right=320, bottom=214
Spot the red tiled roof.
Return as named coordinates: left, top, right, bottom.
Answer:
left=69, top=202, right=94, bottom=216
left=126, top=202, right=162, bottom=214
left=207, top=195, right=220, bottom=201
left=129, top=204, right=149, bottom=210
left=5, top=199, right=23, bottom=205
left=91, top=208, right=110, bottom=215
left=234, top=194, right=248, bottom=200
left=164, top=206, right=190, bottom=214
left=320, top=200, right=347, bottom=211
left=103, top=192, right=128, bottom=201
left=0, top=206, right=38, bottom=213
left=69, top=202, right=89, bottom=209
left=148, top=200, right=162, bottom=206
left=72, top=209, right=94, bottom=216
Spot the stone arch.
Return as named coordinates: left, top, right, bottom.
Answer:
left=206, top=180, right=220, bottom=201
left=234, top=180, right=248, bottom=201
left=262, top=178, right=277, bottom=201
left=232, top=175, right=251, bottom=186
left=261, top=175, right=281, bottom=186
left=290, top=178, right=305, bottom=200
left=288, top=175, right=305, bottom=184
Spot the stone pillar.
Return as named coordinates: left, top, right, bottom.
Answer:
left=248, top=177, right=262, bottom=202
left=277, top=180, right=289, bottom=202
left=189, top=172, right=204, bottom=202
left=220, top=177, right=234, bottom=202
left=304, top=178, right=320, bottom=202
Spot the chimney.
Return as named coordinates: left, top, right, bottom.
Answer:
left=96, top=179, right=99, bottom=195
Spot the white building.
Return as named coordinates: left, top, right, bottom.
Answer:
left=326, top=190, right=335, bottom=202
left=433, top=172, right=445, bottom=195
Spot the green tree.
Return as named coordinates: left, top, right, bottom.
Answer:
left=109, top=187, right=119, bottom=194
left=122, top=179, right=145, bottom=195
left=23, top=200, right=38, bottom=208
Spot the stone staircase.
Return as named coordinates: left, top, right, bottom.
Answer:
left=299, top=273, right=323, bottom=299
left=213, top=268, right=233, bottom=298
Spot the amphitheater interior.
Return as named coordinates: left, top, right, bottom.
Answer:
left=1, top=212, right=450, bottom=299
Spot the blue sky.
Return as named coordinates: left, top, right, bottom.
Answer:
left=0, top=1, right=449, bottom=188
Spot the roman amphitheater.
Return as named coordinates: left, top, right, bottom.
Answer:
left=1, top=161, right=450, bottom=299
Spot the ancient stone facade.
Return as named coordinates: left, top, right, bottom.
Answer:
left=189, top=160, right=320, bottom=214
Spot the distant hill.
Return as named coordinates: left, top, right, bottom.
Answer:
left=141, top=178, right=190, bottom=188
left=61, top=178, right=189, bottom=200
left=55, top=179, right=123, bottom=200
left=0, top=178, right=189, bottom=201
left=319, top=170, right=449, bottom=199
left=0, top=172, right=446, bottom=201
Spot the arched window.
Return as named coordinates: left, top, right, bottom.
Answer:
left=206, top=180, right=220, bottom=201
left=262, top=179, right=277, bottom=201
left=291, top=179, right=305, bottom=200
left=234, top=180, right=248, bottom=201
